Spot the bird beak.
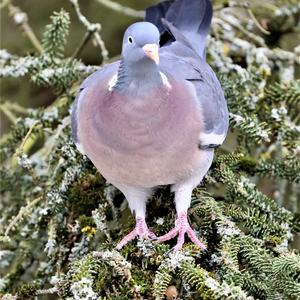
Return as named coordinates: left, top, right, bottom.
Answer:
left=143, top=44, right=159, bottom=64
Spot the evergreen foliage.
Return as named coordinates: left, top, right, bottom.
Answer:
left=0, top=1, right=299, bottom=299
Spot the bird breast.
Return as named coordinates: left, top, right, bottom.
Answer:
left=77, top=78, right=205, bottom=187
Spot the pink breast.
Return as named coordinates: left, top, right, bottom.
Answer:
left=78, top=79, right=204, bottom=186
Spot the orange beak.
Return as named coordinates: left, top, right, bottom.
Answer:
left=143, top=43, right=159, bottom=64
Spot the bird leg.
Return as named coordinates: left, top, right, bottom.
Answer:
left=116, top=216, right=156, bottom=250
left=158, top=212, right=206, bottom=251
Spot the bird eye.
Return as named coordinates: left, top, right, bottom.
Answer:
left=128, top=36, right=134, bottom=44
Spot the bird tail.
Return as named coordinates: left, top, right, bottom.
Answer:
left=145, top=0, right=213, bottom=59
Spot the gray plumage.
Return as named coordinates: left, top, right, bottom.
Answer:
left=71, top=0, right=229, bottom=250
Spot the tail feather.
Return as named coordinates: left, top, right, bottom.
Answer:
left=145, top=0, right=213, bottom=59
left=145, top=0, right=174, bottom=33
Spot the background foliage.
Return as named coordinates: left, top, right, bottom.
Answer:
left=0, top=0, right=300, bottom=299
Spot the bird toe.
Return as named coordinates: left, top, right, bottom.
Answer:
left=157, top=212, right=206, bottom=251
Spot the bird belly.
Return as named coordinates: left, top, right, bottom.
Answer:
left=78, top=82, right=207, bottom=187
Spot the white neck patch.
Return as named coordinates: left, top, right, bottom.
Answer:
left=160, top=72, right=172, bottom=90
left=108, top=73, right=118, bottom=91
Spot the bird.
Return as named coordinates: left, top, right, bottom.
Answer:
left=71, top=0, right=229, bottom=251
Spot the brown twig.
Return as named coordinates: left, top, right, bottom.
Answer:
left=69, top=0, right=109, bottom=62
left=219, top=12, right=267, bottom=47
left=246, top=7, right=271, bottom=35
left=7, top=3, right=43, bottom=53
left=215, top=1, right=271, bottom=35
left=94, top=0, right=144, bottom=18
left=0, top=100, right=28, bottom=115
left=16, top=121, right=40, bottom=154
left=72, top=31, right=92, bottom=58
left=0, top=103, right=17, bottom=124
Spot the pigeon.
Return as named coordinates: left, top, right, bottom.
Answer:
left=71, top=0, right=229, bottom=250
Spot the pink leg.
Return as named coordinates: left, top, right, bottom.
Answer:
left=158, top=212, right=206, bottom=251
left=116, top=217, right=156, bottom=250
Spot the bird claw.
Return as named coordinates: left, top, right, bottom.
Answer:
left=150, top=236, right=158, bottom=241
left=157, top=212, right=206, bottom=251
left=116, top=217, right=156, bottom=250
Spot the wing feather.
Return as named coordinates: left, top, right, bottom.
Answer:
left=160, top=50, right=229, bottom=149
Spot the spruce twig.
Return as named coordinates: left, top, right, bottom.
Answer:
left=4, top=196, right=42, bottom=237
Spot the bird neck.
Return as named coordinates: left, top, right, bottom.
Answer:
left=114, top=57, right=163, bottom=93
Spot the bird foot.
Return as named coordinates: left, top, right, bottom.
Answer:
left=116, top=217, right=156, bottom=250
left=157, top=212, right=206, bottom=251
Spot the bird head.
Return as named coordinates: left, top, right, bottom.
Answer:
left=121, top=22, right=160, bottom=65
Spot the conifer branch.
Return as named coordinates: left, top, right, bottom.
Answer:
left=4, top=196, right=42, bottom=237
left=1, top=1, right=299, bottom=299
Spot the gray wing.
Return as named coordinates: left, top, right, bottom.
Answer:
left=189, top=62, right=229, bottom=149
left=71, top=62, right=119, bottom=154
left=147, top=0, right=228, bottom=148
left=160, top=47, right=229, bottom=149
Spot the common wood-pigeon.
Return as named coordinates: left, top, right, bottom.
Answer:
left=71, top=0, right=229, bottom=250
